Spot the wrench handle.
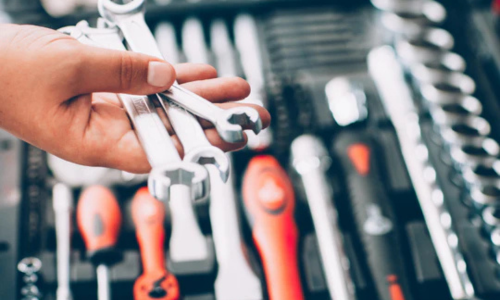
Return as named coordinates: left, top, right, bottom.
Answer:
left=116, top=13, right=164, bottom=59
left=334, top=131, right=412, bottom=300
left=156, top=95, right=210, bottom=152
left=242, top=155, right=304, bottom=300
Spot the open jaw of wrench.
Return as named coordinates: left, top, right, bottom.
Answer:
left=61, top=23, right=210, bottom=202
left=97, top=0, right=263, bottom=144
left=155, top=94, right=230, bottom=183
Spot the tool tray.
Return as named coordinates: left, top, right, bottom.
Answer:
left=2, top=0, right=500, bottom=299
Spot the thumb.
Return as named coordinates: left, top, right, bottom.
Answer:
left=70, top=44, right=176, bottom=96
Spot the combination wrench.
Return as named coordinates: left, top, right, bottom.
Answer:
left=59, top=22, right=210, bottom=202
left=97, top=0, right=262, bottom=144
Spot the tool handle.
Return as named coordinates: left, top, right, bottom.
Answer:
left=132, top=187, right=166, bottom=274
left=132, top=188, right=180, bottom=300
left=242, top=155, right=304, bottom=300
left=77, top=186, right=121, bottom=265
left=334, top=132, right=412, bottom=300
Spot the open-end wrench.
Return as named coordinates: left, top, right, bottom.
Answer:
left=97, top=0, right=262, bottom=144
left=61, top=22, right=210, bottom=202
left=52, top=183, right=73, bottom=300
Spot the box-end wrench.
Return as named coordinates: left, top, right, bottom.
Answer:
left=52, top=183, right=73, bottom=300
left=97, top=0, right=262, bottom=144
left=61, top=22, right=210, bottom=202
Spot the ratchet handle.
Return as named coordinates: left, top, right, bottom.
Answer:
left=76, top=186, right=122, bottom=265
left=334, top=132, right=412, bottom=300
left=242, top=155, right=304, bottom=300
left=132, top=187, right=180, bottom=300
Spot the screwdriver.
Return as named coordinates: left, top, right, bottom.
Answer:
left=242, top=155, right=305, bottom=300
left=132, top=187, right=180, bottom=300
left=77, top=185, right=122, bottom=300
left=328, top=77, right=413, bottom=300
left=53, top=183, right=74, bottom=300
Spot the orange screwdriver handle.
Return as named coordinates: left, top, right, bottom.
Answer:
left=77, top=185, right=122, bottom=265
left=132, top=187, right=180, bottom=300
left=242, top=155, right=304, bottom=300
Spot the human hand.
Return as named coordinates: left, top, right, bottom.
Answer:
left=0, top=24, right=270, bottom=173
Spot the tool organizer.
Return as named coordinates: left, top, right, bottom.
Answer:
left=3, top=0, right=500, bottom=299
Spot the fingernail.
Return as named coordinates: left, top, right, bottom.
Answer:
left=147, top=61, right=171, bottom=87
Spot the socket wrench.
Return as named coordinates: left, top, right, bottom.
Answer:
left=97, top=0, right=262, bottom=144
left=450, top=138, right=499, bottom=169
left=410, top=55, right=467, bottom=84
left=462, top=160, right=500, bottom=187
left=470, top=183, right=500, bottom=207
left=428, top=96, right=482, bottom=125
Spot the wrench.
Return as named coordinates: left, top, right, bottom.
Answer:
left=97, top=0, right=262, bottom=144
left=61, top=22, right=209, bottom=202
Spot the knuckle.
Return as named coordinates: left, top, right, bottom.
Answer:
left=119, top=53, right=139, bottom=91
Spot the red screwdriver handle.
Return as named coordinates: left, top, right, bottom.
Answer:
left=132, top=187, right=180, bottom=300
left=242, top=155, right=304, bottom=300
left=77, top=185, right=121, bottom=263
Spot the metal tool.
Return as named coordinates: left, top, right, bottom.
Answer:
left=234, top=14, right=273, bottom=151
left=210, top=20, right=239, bottom=78
left=62, top=22, right=210, bottom=203
left=153, top=19, right=217, bottom=274
left=182, top=18, right=211, bottom=64
left=328, top=77, right=413, bottom=300
left=209, top=19, right=264, bottom=299
left=17, top=257, right=43, bottom=300
left=373, top=0, right=447, bottom=36
left=439, top=115, right=491, bottom=147
left=132, top=187, right=180, bottom=300
left=97, top=0, right=262, bottom=144
left=462, top=160, right=500, bottom=187
left=428, top=96, right=483, bottom=125
left=155, top=22, right=181, bottom=65
left=291, top=135, right=356, bottom=300
left=369, top=46, right=475, bottom=300
left=77, top=186, right=122, bottom=300
left=52, top=183, right=73, bottom=300
left=242, top=156, right=305, bottom=300
left=410, top=55, right=467, bottom=84
left=208, top=161, right=263, bottom=300
left=470, top=183, right=500, bottom=206
left=396, top=28, right=455, bottom=65
left=482, top=206, right=500, bottom=227
left=450, top=138, right=500, bottom=169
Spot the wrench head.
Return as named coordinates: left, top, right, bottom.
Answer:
left=148, top=162, right=209, bottom=202
left=98, top=0, right=145, bottom=24
left=217, top=107, right=263, bottom=143
left=184, top=146, right=230, bottom=183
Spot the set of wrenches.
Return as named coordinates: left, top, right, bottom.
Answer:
left=59, top=0, right=263, bottom=207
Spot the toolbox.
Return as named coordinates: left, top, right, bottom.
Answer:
left=3, top=0, right=500, bottom=300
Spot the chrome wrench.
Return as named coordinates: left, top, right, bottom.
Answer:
left=61, top=22, right=209, bottom=202
left=97, top=0, right=262, bottom=143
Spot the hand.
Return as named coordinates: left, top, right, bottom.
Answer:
left=0, top=24, right=270, bottom=173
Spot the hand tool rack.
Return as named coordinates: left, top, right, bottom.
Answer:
left=3, top=0, right=500, bottom=299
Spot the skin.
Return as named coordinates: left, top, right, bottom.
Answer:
left=0, top=24, right=271, bottom=173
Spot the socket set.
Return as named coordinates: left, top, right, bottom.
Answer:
left=4, top=0, right=500, bottom=300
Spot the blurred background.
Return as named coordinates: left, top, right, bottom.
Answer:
left=3, top=0, right=500, bottom=300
